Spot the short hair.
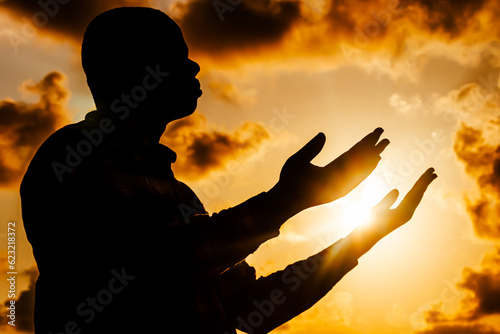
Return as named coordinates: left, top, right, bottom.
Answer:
left=81, top=7, right=183, bottom=99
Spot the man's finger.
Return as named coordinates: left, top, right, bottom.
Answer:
left=397, top=168, right=438, bottom=218
left=325, top=128, right=386, bottom=170
left=373, top=189, right=399, bottom=213
left=374, top=138, right=390, bottom=155
left=353, top=127, right=385, bottom=149
left=346, top=128, right=389, bottom=159
left=291, top=132, right=326, bottom=163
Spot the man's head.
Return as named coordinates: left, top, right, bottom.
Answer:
left=82, top=7, right=201, bottom=124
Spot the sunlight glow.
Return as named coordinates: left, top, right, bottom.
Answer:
left=335, top=174, right=390, bottom=235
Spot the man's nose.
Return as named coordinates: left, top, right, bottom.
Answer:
left=189, top=59, right=200, bottom=76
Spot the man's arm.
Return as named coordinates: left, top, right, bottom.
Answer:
left=24, top=125, right=389, bottom=279
left=174, top=128, right=390, bottom=278
left=220, top=168, right=437, bottom=334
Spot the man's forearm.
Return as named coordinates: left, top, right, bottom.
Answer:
left=257, top=185, right=303, bottom=226
left=184, top=190, right=294, bottom=278
left=226, top=238, right=359, bottom=334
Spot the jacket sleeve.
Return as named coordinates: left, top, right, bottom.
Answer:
left=218, top=237, right=360, bottom=334
left=159, top=190, right=297, bottom=278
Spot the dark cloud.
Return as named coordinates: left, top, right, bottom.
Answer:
left=400, top=0, right=488, bottom=37
left=2, top=0, right=497, bottom=64
left=162, top=113, right=269, bottom=180
left=453, top=124, right=500, bottom=240
left=0, top=72, right=68, bottom=187
left=417, top=323, right=499, bottom=334
left=0, top=0, right=151, bottom=41
left=2, top=0, right=302, bottom=55
left=174, top=0, right=301, bottom=54
left=175, top=0, right=494, bottom=57
left=414, top=248, right=500, bottom=333
left=324, top=1, right=359, bottom=35
left=457, top=247, right=500, bottom=320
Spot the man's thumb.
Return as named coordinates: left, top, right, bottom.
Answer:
left=291, top=132, right=326, bottom=163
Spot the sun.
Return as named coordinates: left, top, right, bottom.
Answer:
left=336, top=175, right=390, bottom=235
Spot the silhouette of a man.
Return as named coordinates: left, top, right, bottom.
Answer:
left=20, top=7, right=437, bottom=334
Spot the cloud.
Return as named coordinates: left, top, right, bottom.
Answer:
left=414, top=248, right=500, bottom=334
left=454, top=124, right=500, bottom=240
left=326, top=0, right=495, bottom=45
left=457, top=247, right=500, bottom=320
left=161, top=113, right=270, bottom=180
left=400, top=0, right=489, bottom=37
left=0, top=0, right=151, bottom=42
left=431, top=72, right=500, bottom=241
left=174, top=0, right=496, bottom=58
left=173, top=0, right=301, bottom=54
left=207, top=80, right=257, bottom=106
left=1, top=0, right=302, bottom=56
left=389, top=93, right=423, bottom=114
left=3, top=0, right=500, bottom=80
left=415, top=99, right=500, bottom=332
left=175, top=0, right=500, bottom=61
left=413, top=55, right=500, bottom=334
left=434, top=81, right=500, bottom=128
left=417, top=323, right=499, bottom=334
left=0, top=72, right=68, bottom=187
left=171, top=0, right=500, bottom=83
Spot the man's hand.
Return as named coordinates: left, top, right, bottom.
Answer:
left=370, top=167, right=437, bottom=237
left=347, top=168, right=438, bottom=256
left=269, top=128, right=389, bottom=214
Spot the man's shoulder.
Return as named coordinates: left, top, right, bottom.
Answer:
left=30, top=122, right=88, bottom=165
left=43, top=121, right=87, bottom=147
left=21, top=121, right=89, bottom=188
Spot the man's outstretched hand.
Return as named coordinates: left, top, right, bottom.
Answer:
left=347, top=168, right=438, bottom=257
left=269, top=128, right=389, bottom=215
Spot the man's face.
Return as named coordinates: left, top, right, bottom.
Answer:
left=149, top=25, right=202, bottom=123
left=87, top=13, right=202, bottom=126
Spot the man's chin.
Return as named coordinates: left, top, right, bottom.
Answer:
left=170, top=104, right=197, bottom=121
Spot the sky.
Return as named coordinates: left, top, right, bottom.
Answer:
left=0, top=0, right=500, bottom=333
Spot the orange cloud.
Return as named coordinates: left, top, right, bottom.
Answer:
left=417, top=323, right=499, bottom=334
left=0, top=72, right=69, bottom=188
left=414, top=98, right=500, bottom=332
left=3, top=0, right=500, bottom=77
left=207, top=81, right=256, bottom=106
left=161, top=113, right=270, bottom=180
left=454, top=124, right=500, bottom=240
left=399, top=0, right=488, bottom=37
left=415, top=248, right=500, bottom=334
left=458, top=248, right=500, bottom=320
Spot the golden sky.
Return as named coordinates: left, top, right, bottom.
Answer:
left=1, top=0, right=500, bottom=333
